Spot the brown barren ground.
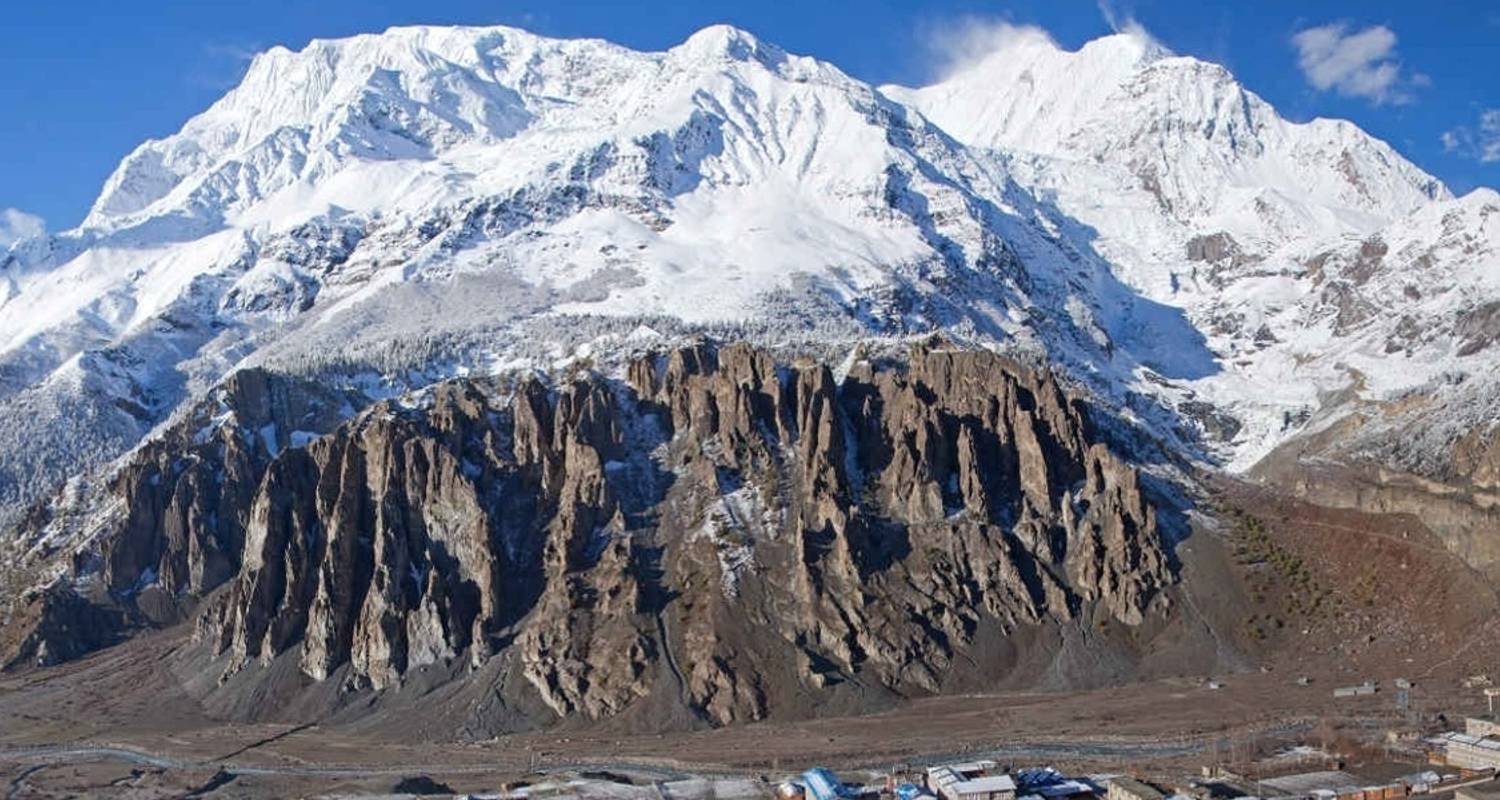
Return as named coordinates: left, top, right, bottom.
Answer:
left=3, top=480, right=1496, bottom=796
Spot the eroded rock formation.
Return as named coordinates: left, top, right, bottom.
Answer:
left=187, top=341, right=1171, bottom=723
left=5, top=341, right=1174, bottom=726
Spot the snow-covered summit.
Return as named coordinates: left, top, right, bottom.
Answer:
left=886, top=26, right=1491, bottom=469
left=887, top=30, right=1169, bottom=158
left=82, top=23, right=865, bottom=233
left=54, top=21, right=1011, bottom=330
left=887, top=27, right=1445, bottom=233
left=87, top=24, right=652, bottom=227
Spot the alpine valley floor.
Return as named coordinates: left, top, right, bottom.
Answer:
left=2, top=480, right=1496, bottom=797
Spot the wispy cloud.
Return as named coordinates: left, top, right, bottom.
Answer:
left=1442, top=110, right=1500, bottom=163
left=1097, top=0, right=1126, bottom=32
left=0, top=208, right=45, bottom=247
left=913, top=16, right=1059, bottom=83
left=1096, top=0, right=1158, bottom=45
left=190, top=40, right=265, bottom=91
left=909, top=4, right=1169, bottom=86
left=1290, top=22, right=1425, bottom=106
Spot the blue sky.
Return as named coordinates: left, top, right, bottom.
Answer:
left=2, top=0, right=1497, bottom=235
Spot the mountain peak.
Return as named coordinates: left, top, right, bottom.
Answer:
left=886, top=26, right=1443, bottom=233
left=926, top=28, right=1172, bottom=93
left=880, top=29, right=1183, bottom=161
left=676, top=24, right=767, bottom=61
left=1077, top=29, right=1174, bottom=66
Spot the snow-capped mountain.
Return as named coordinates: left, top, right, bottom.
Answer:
left=0, top=22, right=1495, bottom=527
left=884, top=28, right=1446, bottom=232
left=0, top=24, right=1148, bottom=522
left=888, top=27, right=1497, bottom=470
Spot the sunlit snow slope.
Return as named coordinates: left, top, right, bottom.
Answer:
left=889, top=28, right=1497, bottom=470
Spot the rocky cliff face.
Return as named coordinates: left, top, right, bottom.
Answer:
left=0, top=368, right=356, bottom=670
left=101, top=368, right=357, bottom=598
left=1252, top=395, right=1500, bottom=581
left=185, top=341, right=1170, bottom=724
left=4, top=341, right=1173, bottom=726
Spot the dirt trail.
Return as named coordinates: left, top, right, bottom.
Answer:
left=0, top=719, right=1317, bottom=784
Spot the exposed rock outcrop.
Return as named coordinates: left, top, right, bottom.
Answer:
left=0, top=583, right=127, bottom=670
left=5, top=341, right=1174, bottom=728
left=1250, top=384, right=1500, bottom=581
left=185, top=341, right=1171, bottom=724
left=0, top=368, right=358, bottom=671
left=100, top=367, right=357, bottom=599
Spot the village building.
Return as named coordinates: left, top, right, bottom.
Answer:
left=1258, top=770, right=1366, bottom=798
left=1107, top=777, right=1166, bottom=800
left=1013, top=768, right=1098, bottom=799
left=927, top=762, right=1018, bottom=800
left=802, top=769, right=859, bottom=800
left=1442, top=732, right=1500, bottom=770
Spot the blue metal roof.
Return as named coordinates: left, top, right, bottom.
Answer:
left=801, top=768, right=849, bottom=800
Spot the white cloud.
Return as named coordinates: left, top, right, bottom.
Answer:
left=916, top=17, right=1060, bottom=82
left=0, top=208, right=45, bottom=247
left=1290, top=23, right=1421, bottom=105
left=1096, top=0, right=1156, bottom=44
left=192, top=41, right=264, bottom=91
left=916, top=10, right=1164, bottom=85
left=1097, top=0, right=1125, bottom=32
left=1442, top=110, right=1500, bottom=163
